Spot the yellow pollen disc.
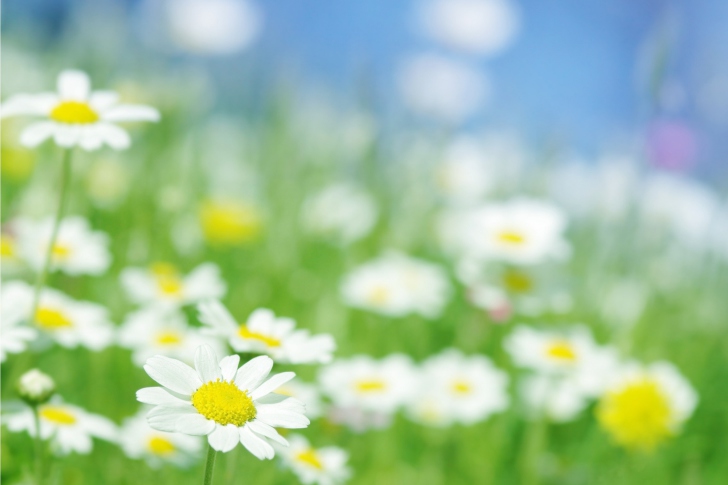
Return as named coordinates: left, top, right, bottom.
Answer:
left=451, top=380, right=472, bottom=395
left=50, top=101, right=99, bottom=124
left=150, top=263, right=184, bottom=297
left=238, top=325, right=281, bottom=347
left=597, top=378, right=673, bottom=450
left=502, top=270, right=533, bottom=293
left=35, top=307, right=73, bottom=329
left=191, top=380, right=256, bottom=426
left=40, top=406, right=77, bottom=425
left=295, top=448, right=324, bottom=470
left=148, top=436, right=176, bottom=455
left=355, top=379, right=387, bottom=393
left=155, top=331, right=182, bottom=345
left=545, top=341, right=577, bottom=362
left=0, top=235, right=15, bottom=258
left=51, top=244, right=72, bottom=261
left=497, top=230, right=526, bottom=245
left=367, top=286, right=389, bottom=305
left=199, top=199, right=262, bottom=246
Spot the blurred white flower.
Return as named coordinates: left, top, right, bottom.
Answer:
left=276, top=434, right=351, bottom=485
left=0, top=70, right=159, bottom=150
left=597, top=361, right=697, bottom=451
left=301, top=183, right=378, bottom=244
left=274, top=379, right=324, bottom=420
left=119, top=306, right=224, bottom=366
left=119, top=408, right=202, bottom=468
left=407, top=349, right=509, bottom=427
left=13, top=216, right=111, bottom=276
left=198, top=301, right=336, bottom=364
left=0, top=282, right=38, bottom=361
left=341, top=252, right=451, bottom=319
left=17, top=369, right=56, bottom=405
left=120, top=262, right=226, bottom=308
left=417, top=0, right=520, bottom=56
left=435, top=137, right=493, bottom=205
left=3, top=396, right=117, bottom=455
left=519, top=375, right=589, bottom=423
left=398, top=53, right=489, bottom=124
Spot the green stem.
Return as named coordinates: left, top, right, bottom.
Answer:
left=202, top=444, right=217, bottom=485
left=28, top=148, right=73, bottom=326
left=32, top=406, right=44, bottom=485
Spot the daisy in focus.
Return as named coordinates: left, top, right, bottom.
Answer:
left=301, top=183, right=378, bottom=245
left=120, top=262, right=226, bottom=308
left=0, top=69, right=159, bottom=150
left=276, top=434, right=352, bottom=485
left=596, top=361, right=698, bottom=451
left=13, top=216, right=111, bottom=276
left=137, top=344, right=309, bottom=457
left=198, top=300, right=335, bottom=364
left=3, top=397, right=117, bottom=455
left=119, top=408, right=202, bottom=468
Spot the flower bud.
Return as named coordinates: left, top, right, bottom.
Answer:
left=17, top=369, right=56, bottom=406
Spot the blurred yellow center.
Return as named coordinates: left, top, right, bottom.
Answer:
left=40, top=407, right=76, bottom=425
left=52, top=244, right=72, bottom=260
left=295, top=448, right=324, bottom=470
left=502, top=270, right=533, bottom=293
left=200, top=200, right=262, bottom=246
left=597, top=379, right=673, bottom=450
left=50, top=101, right=99, bottom=124
left=148, top=436, right=176, bottom=455
left=367, top=286, right=389, bottom=305
left=497, top=231, right=526, bottom=245
left=238, top=325, right=281, bottom=347
left=150, top=263, right=183, bottom=296
left=35, top=307, right=73, bottom=329
left=355, top=379, right=386, bottom=393
left=546, top=341, right=577, bottom=362
left=155, top=331, right=182, bottom=345
left=451, top=380, right=472, bottom=395
left=191, top=380, right=256, bottom=426
left=0, top=235, right=15, bottom=257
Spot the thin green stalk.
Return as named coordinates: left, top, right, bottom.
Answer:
left=202, top=444, right=217, bottom=485
left=28, top=148, right=74, bottom=326
left=32, top=406, right=44, bottom=485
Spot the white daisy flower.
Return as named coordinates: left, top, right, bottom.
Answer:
left=198, top=300, right=335, bottom=365
left=277, top=434, right=351, bottom=485
left=118, top=306, right=225, bottom=366
left=0, top=282, right=38, bottom=361
left=596, top=361, right=698, bottom=451
left=341, top=252, right=451, bottom=319
left=137, top=344, right=310, bottom=458
left=519, top=375, right=590, bottom=423
left=119, top=408, right=203, bottom=468
left=0, top=69, right=160, bottom=151
left=407, top=349, right=509, bottom=427
left=274, top=378, right=324, bottom=420
left=3, top=396, right=117, bottom=455
left=5, top=280, right=114, bottom=351
left=318, top=355, right=418, bottom=414
left=439, top=198, right=570, bottom=266
left=301, top=183, right=378, bottom=245
left=120, top=262, right=226, bottom=308
left=13, top=216, right=111, bottom=276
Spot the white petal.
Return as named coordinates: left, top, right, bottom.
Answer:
left=250, top=372, right=295, bottom=400
left=195, top=344, right=221, bottom=383
left=53, top=124, right=81, bottom=147
left=239, top=425, right=275, bottom=460
left=144, top=355, right=202, bottom=395
left=247, top=420, right=288, bottom=446
left=78, top=126, right=103, bottom=151
left=102, top=104, right=160, bottom=122
left=208, top=424, right=240, bottom=452
left=255, top=407, right=310, bottom=429
left=88, top=91, right=119, bottom=110
left=146, top=405, right=197, bottom=432
left=197, top=300, right=239, bottom=334
left=58, top=70, right=91, bottom=100
left=136, top=387, right=189, bottom=406
left=1, top=93, right=57, bottom=118
left=234, top=355, right=273, bottom=392
left=19, top=122, right=56, bottom=147
left=219, top=355, right=240, bottom=381
left=96, top=123, right=130, bottom=150
left=176, top=414, right=216, bottom=435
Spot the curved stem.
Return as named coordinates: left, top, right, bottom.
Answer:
left=32, top=406, right=44, bottom=485
left=28, top=148, right=73, bottom=326
left=202, top=444, right=217, bottom=485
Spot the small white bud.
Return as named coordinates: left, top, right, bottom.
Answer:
left=18, top=369, right=56, bottom=405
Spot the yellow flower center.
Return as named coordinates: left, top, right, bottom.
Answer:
left=150, top=263, right=184, bottom=297
left=50, top=101, right=99, bottom=124
left=355, top=379, right=387, bottom=393
left=367, top=286, right=389, bottom=306
left=502, top=269, right=533, bottom=293
left=497, top=230, right=526, bottom=245
left=155, top=331, right=182, bottom=345
left=52, top=243, right=72, bottom=261
left=238, top=325, right=281, bottom=347
left=191, top=380, right=256, bottom=426
left=0, top=234, right=15, bottom=258
left=451, top=380, right=472, bottom=395
left=545, top=341, right=577, bottom=362
left=597, top=378, right=674, bottom=450
left=40, top=406, right=76, bottom=425
left=199, top=199, right=262, bottom=246
left=148, top=436, right=176, bottom=456
left=35, top=307, right=73, bottom=330
left=295, top=448, right=324, bottom=470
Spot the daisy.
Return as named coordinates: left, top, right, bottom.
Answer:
left=596, top=361, right=697, bottom=451
left=5, top=280, right=114, bottom=351
left=0, top=69, right=160, bottom=151
left=198, top=300, right=335, bottom=364
left=301, top=183, right=378, bottom=244
left=118, top=306, right=224, bottom=366
left=406, top=349, right=509, bottom=427
left=199, top=198, right=262, bottom=246
left=137, top=344, right=310, bottom=457
left=3, top=396, right=117, bottom=455
left=119, top=408, right=203, bottom=468
left=0, top=282, right=38, bottom=361
left=318, top=355, right=418, bottom=414
left=277, top=434, right=351, bottom=485
left=13, top=216, right=111, bottom=276
left=120, top=262, right=226, bottom=308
